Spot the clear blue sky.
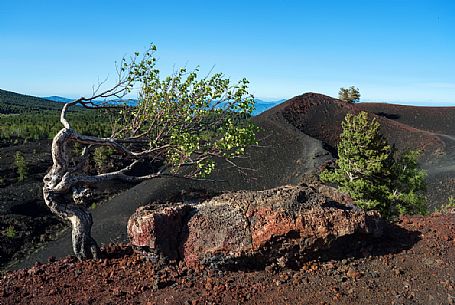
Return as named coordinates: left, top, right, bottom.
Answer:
left=1, top=0, right=454, bottom=105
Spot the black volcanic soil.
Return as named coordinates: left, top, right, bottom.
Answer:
left=3, top=102, right=332, bottom=271
left=1, top=213, right=454, bottom=305
left=280, top=93, right=449, bottom=156
left=357, top=103, right=455, bottom=136
left=0, top=140, right=65, bottom=267
left=0, top=140, right=130, bottom=269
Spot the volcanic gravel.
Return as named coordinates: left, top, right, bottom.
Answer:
left=1, top=213, right=454, bottom=305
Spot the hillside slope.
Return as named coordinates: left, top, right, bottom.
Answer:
left=0, top=89, right=63, bottom=114
left=357, top=102, right=455, bottom=136
left=279, top=93, right=455, bottom=207
left=280, top=93, right=450, bottom=156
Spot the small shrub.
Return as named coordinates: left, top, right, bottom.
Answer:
left=15, top=151, right=27, bottom=182
left=93, top=147, right=115, bottom=173
left=437, top=196, right=455, bottom=213
left=6, top=225, right=16, bottom=238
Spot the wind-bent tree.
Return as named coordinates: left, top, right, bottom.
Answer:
left=43, top=45, right=258, bottom=260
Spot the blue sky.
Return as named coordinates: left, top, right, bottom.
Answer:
left=0, top=0, right=454, bottom=105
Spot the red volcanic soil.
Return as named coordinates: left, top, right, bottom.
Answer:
left=1, top=213, right=455, bottom=305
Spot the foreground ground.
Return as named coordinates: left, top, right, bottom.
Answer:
left=1, top=213, right=454, bottom=305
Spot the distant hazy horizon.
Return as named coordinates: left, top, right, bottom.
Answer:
left=1, top=0, right=454, bottom=106
left=38, top=93, right=454, bottom=108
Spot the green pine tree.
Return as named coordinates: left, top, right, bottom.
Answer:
left=389, top=150, right=427, bottom=215
left=320, top=111, right=426, bottom=219
left=338, top=86, right=361, bottom=103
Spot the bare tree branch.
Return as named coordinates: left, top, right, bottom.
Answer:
left=72, top=132, right=171, bottom=157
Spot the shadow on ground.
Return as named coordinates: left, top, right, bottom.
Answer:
left=215, top=222, right=421, bottom=272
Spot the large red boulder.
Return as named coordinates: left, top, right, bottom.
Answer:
left=127, top=184, right=383, bottom=268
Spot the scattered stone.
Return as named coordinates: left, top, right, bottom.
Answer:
left=3, top=211, right=455, bottom=305
left=346, top=268, right=361, bottom=280
left=394, top=268, right=404, bottom=276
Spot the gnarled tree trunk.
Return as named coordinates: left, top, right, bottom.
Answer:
left=43, top=127, right=100, bottom=260
left=42, top=186, right=100, bottom=260
left=42, top=97, right=168, bottom=260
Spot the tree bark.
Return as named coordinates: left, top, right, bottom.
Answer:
left=43, top=180, right=100, bottom=260
left=42, top=125, right=161, bottom=260
left=43, top=127, right=100, bottom=260
left=68, top=206, right=100, bottom=260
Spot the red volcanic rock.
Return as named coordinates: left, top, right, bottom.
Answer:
left=128, top=185, right=383, bottom=269
left=127, top=204, right=192, bottom=261
left=181, top=198, right=252, bottom=268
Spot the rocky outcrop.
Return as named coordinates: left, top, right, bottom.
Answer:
left=127, top=184, right=383, bottom=269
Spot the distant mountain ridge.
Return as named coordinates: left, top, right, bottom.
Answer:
left=44, top=95, right=285, bottom=115
left=43, top=96, right=137, bottom=107
left=43, top=96, right=73, bottom=103
left=253, top=99, right=286, bottom=115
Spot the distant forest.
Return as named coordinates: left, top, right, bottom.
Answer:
left=0, top=89, right=113, bottom=145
